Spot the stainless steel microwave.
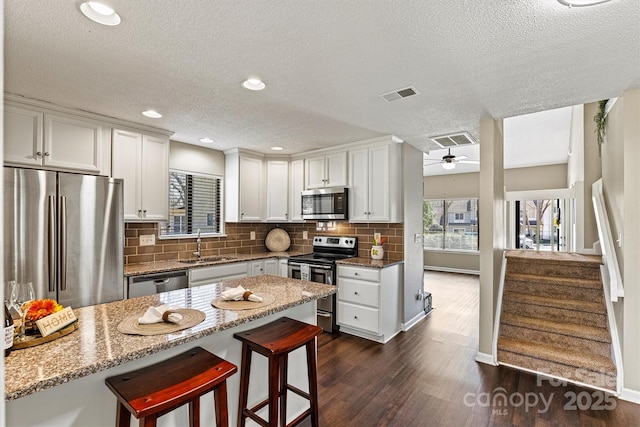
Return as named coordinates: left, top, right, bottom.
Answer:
left=301, top=188, right=348, bottom=220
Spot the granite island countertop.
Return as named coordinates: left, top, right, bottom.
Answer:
left=124, top=251, right=308, bottom=276
left=5, top=275, right=334, bottom=401
left=336, top=257, right=404, bottom=268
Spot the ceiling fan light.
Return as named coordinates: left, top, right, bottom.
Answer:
left=441, top=162, right=456, bottom=170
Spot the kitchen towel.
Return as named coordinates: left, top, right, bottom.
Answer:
left=138, top=304, right=184, bottom=324
left=220, top=286, right=264, bottom=302
left=300, top=264, right=310, bottom=281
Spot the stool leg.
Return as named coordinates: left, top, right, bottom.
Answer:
left=188, top=397, right=200, bottom=427
left=115, top=401, right=131, bottom=427
left=238, top=344, right=252, bottom=427
left=306, top=339, right=319, bottom=427
left=214, top=380, right=229, bottom=427
left=140, top=415, right=157, bottom=427
left=279, top=354, right=288, bottom=427
left=268, top=354, right=280, bottom=427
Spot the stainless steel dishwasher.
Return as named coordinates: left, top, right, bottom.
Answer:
left=127, top=270, right=189, bottom=298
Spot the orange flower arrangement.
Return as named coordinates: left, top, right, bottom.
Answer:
left=22, top=299, right=63, bottom=321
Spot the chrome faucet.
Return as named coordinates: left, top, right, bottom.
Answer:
left=193, top=229, right=202, bottom=260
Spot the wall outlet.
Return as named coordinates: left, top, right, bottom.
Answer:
left=303, top=231, right=308, bottom=239
left=139, top=234, right=155, bottom=246
left=250, top=231, right=256, bottom=240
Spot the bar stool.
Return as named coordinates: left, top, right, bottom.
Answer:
left=105, top=347, right=237, bottom=427
left=234, top=317, right=323, bottom=427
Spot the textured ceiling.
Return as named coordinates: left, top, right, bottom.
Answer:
left=4, top=1, right=639, bottom=156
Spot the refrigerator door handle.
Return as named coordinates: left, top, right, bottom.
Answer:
left=48, top=195, right=56, bottom=293
left=59, top=196, right=67, bottom=292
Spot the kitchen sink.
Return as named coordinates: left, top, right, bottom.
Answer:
left=178, top=256, right=238, bottom=264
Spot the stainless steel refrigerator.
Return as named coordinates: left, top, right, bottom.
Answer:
left=4, top=167, right=124, bottom=308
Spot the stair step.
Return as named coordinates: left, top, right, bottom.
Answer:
left=501, top=313, right=611, bottom=343
left=504, top=278, right=603, bottom=303
left=505, top=272, right=602, bottom=290
left=498, top=338, right=616, bottom=391
left=502, top=292, right=606, bottom=327
left=505, top=252, right=602, bottom=280
left=499, top=324, right=612, bottom=358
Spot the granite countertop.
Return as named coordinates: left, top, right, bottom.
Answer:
left=336, top=257, right=404, bottom=269
left=5, top=275, right=334, bottom=401
left=124, top=251, right=308, bottom=277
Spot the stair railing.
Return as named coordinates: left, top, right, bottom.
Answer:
left=592, top=178, right=624, bottom=394
left=591, top=179, right=624, bottom=302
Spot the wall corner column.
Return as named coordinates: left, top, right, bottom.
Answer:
left=478, top=118, right=505, bottom=358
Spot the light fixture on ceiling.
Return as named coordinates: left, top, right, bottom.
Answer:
left=242, top=78, right=266, bottom=91
left=200, top=137, right=214, bottom=143
left=391, top=136, right=404, bottom=143
left=441, top=162, right=456, bottom=170
left=141, top=110, right=162, bottom=118
left=557, top=0, right=613, bottom=7
left=271, top=146, right=284, bottom=151
left=80, top=1, right=121, bottom=26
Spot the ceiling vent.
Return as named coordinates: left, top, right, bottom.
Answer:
left=380, top=86, right=420, bottom=102
left=429, top=131, right=477, bottom=148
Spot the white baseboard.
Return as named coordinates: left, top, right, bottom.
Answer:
left=403, top=311, right=427, bottom=331
left=424, top=266, right=480, bottom=276
left=620, top=387, right=640, bottom=404
left=475, top=352, right=497, bottom=366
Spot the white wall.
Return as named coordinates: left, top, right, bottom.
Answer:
left=403, top=143, right=426, bottom=324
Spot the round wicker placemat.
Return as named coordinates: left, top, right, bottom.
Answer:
left=211, top=293, right=275, bottom=311
left=117, top=308, right=206, bottom=336
left=265, top=228, right=291, bottom=252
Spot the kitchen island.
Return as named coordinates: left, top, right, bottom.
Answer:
left=5, top=275, right=334, bottom=427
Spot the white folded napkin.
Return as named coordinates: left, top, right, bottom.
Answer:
left=221, top=286, right=263, bottom=302
left=138, top=304, right=184, bottom=324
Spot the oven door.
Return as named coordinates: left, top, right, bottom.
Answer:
left=288, top=262, right=335, bottom=332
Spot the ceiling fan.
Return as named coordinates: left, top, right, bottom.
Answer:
left=423, top=148, right=480, bottom=170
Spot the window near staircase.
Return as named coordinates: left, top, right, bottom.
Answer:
left=159, top=170, right=223, bottom=238
left=423, top=198, right=478, bottom=251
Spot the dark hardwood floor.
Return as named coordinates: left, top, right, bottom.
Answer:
left=300, top=271, right=640, bottom=426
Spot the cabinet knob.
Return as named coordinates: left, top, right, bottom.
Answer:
left=44, top=152, right=50, bottom=157
left=138, top=209, right=142, bottom=216
left=354, top=272, right=358, bottom=276
left=354, top=291, right=359, bottom=295
left=143, top=210, right=147, bottom=217
left=354, top=315, right=358, bottom=319
left=36, top=151, right=42, bottom=158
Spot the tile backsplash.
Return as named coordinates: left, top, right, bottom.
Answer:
left=125, top=222, right=404, bottom=265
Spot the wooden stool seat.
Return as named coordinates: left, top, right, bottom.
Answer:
left=234, top=317, right=322, bottom=427
left=105, top=347, right=237, bottom=427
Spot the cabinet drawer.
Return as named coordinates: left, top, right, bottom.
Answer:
left=339, top=278, right=379, bottom=307
left=337, top=265, right=379, bottom=282
left=338, top=302, right=379, bottom=334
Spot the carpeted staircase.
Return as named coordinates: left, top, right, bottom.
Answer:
left=497, top=250, right=617, bottom=391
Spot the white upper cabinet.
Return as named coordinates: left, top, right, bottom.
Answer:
left=112, top=128, right=169, bottom=222
left=225, top=150, right=264, bottom=222
left=289, top=159, right=305, bottom=221
left=5, top=103, right=106, bottom=174
left=265, top=160, right=289, bottom=221
left=305, top=151, right=347, bottom=189
left=349, top=142, right=401, bottom=223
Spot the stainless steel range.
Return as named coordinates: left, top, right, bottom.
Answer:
left=287, top=236, right=358, bottom=332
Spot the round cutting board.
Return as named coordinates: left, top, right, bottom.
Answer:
left=265, top=228, right=291, bottom=252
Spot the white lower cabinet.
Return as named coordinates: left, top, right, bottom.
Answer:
left=337, top=263, right=402, bottom=343
left=189, top=262, right=248, bottom=287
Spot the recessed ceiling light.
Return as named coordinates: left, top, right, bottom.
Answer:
left=200, top=137, right=214, bottom=143
left=242, top=78, right=266, bottom=91
left=142, top=110, right=162, bottom=118
left=80, top=2, right=121, bottom=26
left=557, top=0, right=613, bottom=7
left=271, top=146, right=284, bottom=151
